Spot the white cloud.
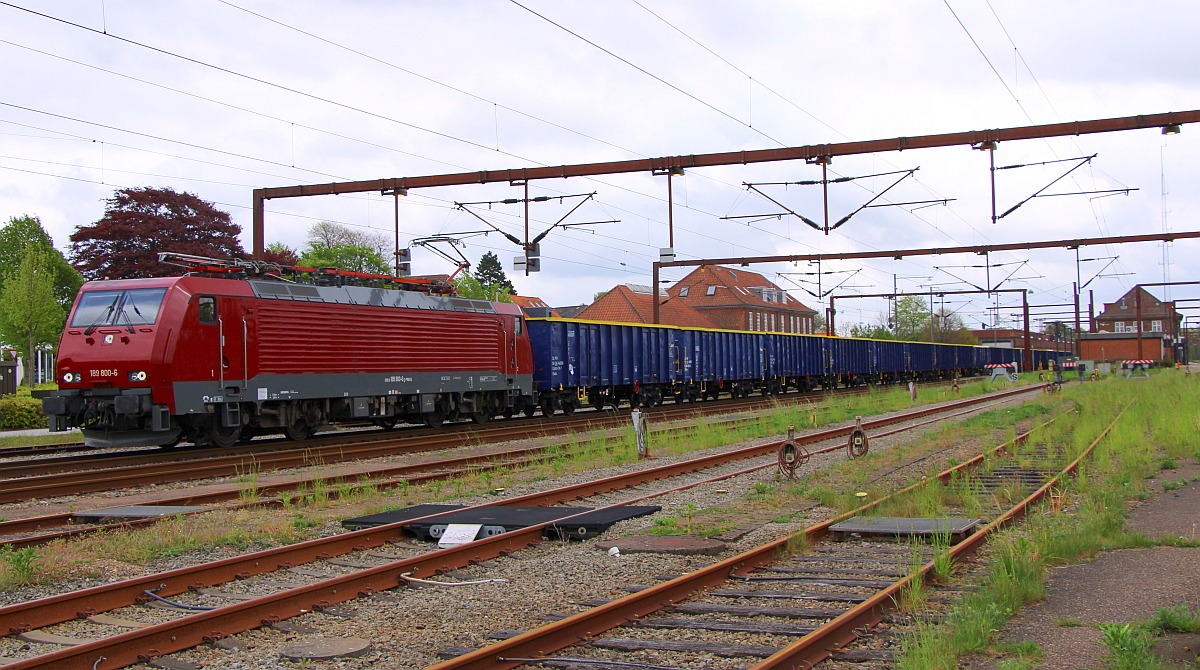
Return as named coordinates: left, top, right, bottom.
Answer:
left=2, top=0, right=1197, bottom=326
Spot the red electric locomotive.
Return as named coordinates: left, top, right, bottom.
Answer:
left=38, top=254, right=537, bottom=448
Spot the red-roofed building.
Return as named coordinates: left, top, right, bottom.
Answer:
left=509, top=295, right=559, bottom=318
left=667, top=265, right=818, bottom=333
left=1079, top=286, right=1185, bottom=363
left=575, top=284, right=718, bottom=328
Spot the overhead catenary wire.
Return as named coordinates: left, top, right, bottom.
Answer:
left=0, top=2, right=989, bottom=297
left=2, top=3, right=1162, bottom=322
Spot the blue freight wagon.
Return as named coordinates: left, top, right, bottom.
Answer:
left=525, top=318, right=1048, bottom=415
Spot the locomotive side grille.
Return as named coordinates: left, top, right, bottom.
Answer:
left=255, top=303, right=504, bottom=373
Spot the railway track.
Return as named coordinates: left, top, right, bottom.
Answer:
left=0, top=385, right=1020, bottom=550
left=0, top=385, right=1045, bottom=669
left=429, top=406, right=1123, bottom=670
left=0, top=396, right=780, bottom=505
left=0, top=380, right=984, bottom=506
left=0, top=442, right=89, bottom=460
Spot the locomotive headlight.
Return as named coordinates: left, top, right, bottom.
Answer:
left=62, top=372, right=80, bottom=383
left=128, top=370, right=148, bottom=382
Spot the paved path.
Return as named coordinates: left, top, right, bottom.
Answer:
left=964, top=460, right=1200, bottom=669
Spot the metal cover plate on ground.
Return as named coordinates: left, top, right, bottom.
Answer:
left=73, top=505, right=209, bottom=523
left=279, top=637, right=373, bottom=661
left=342, top=504, right=660, bottom=540
left=595, top=535, right=727, bottom=555
left=829, top=516, right=981, bottom=540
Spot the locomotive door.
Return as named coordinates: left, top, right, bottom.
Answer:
left=214, top=296, right=247, bottom=398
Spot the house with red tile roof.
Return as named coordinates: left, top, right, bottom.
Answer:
left=509, top=294, right=559, bottom=317
left=667, top=265, right=818, bottom=333
left=574, top=284, right=718, bottom=328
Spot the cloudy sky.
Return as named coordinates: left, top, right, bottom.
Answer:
left=3, top=1, right=1198, bottom=331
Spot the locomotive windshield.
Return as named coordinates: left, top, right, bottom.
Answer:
left=70, top=288, right=168, bottom=330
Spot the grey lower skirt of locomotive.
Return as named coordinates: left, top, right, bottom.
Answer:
left=37, top=383, right=537, bottom=449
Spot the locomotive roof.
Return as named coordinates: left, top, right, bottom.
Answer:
left=77, top=275, right=518, bottom=316
left=248, top=280, right=511, bottom=314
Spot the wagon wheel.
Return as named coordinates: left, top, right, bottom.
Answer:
left=561, top=400, right=576, bottom=416
left=373, top=417, right=398, bottom=430
left=236, top=426, right=258, bottom=445
left=522, top=404, right=537, bottom=418
left=540, top=398, right=556, bottom=417
left=471, top=410, right=491, bottom=424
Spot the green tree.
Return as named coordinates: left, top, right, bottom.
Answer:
left=453, top=273, right=513, bottom=303
left=69, top=187, right=243, bottom=280
left=0, top=248, right=64, bottom=388
left=812, top=309, right=827, bottom=335
left=0, top=214, right=83, bottom=311
left=933, top=310, right=979, bottom=344
left=263, top=241, right=300, bottom=266
left=299, top=222, right=391, bottom=274
left=894, top=295, right=932, bottom=342
left=849, top=322, right=895, bottom=340
left=473, top=251, right=516, bottom=295
left=299, top=244, right=391, bottom=275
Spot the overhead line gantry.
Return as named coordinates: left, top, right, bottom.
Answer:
left=251, top=110, right=1200, bottom=258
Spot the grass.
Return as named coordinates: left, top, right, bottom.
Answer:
left=897, top=371, right=1200, bottom=669
left=0, top=509, right=309, bottom=588
left=0, top=432, right=81, bottom=450
left=1096, top=605, right=1200, bottom=670
left=1099, top=622, right=1162, bottom=670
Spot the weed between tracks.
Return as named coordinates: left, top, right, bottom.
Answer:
left=895, top=370, right=1200, bottom=670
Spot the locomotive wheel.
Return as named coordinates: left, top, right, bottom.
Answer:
left=471, top=411, right=491, bottom=424
left=208, top=422, right=242, bottom=449
left=425, top=411, right=445, bottom=428
left=284, top=419, right=313, bottom=441
left=522, top=405, right=537, bottom=418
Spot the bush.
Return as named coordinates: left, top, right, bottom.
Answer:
left=0, top=395, right=45, bottom=430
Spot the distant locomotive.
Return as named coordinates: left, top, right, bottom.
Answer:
left=39, top=254, right=1050, bottom=448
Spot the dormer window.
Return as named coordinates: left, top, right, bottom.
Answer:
left=679, top=286, right=689, bottom=297
left=706, top=285, right=717, bottom=296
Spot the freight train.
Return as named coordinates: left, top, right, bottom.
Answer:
left=38, top=254, right=1052, bottom=448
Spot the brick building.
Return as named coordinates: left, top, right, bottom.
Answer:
left=1090, top=286, right=1182, bottom=337
left=1078, top=332, right=1168, bottom=363
left=665, top=265, right=818, bottom=333
left=969, top=328, right=1073, bottom=353
left=1079, top=286, right=1184, bottom=363
left=574, top=284, right=717, bottom=328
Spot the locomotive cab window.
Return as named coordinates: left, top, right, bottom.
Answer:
left=70, top=287, right=168, bottom=329
left=514, top=317, right=523, bottom=336
left=198, top=296, right=217, bottom=324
